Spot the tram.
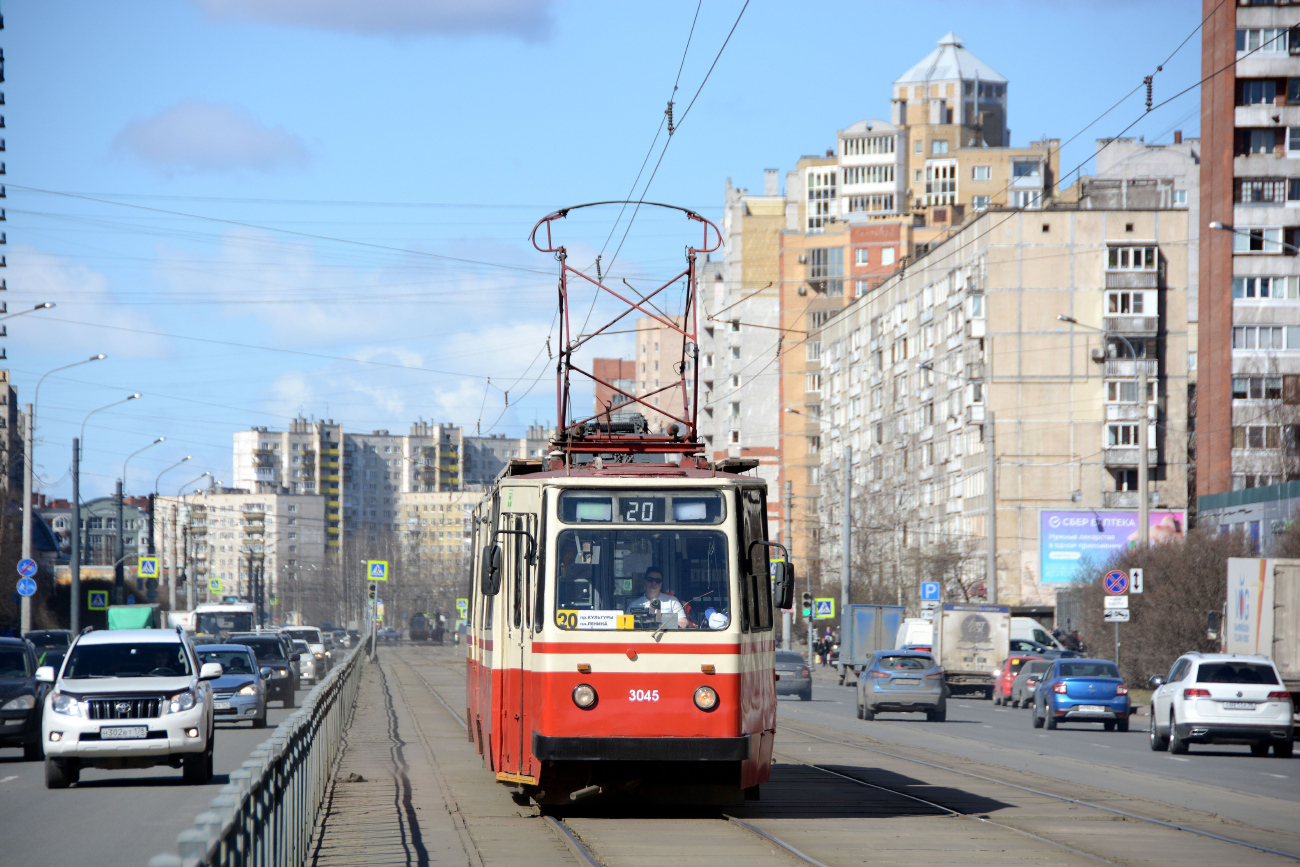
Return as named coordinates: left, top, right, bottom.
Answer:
left=464, top=203, right=794, bottom=805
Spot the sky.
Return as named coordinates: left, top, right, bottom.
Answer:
left=6, top=0, right=1200, bottom=500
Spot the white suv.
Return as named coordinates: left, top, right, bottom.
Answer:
left=36, top=627, right=221, bottom=788
left=1148, top=652, right=1294, bottom=757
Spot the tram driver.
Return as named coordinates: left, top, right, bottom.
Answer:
left=625, top=566, right=689, bottom=629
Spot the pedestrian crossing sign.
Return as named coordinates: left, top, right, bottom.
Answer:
left=137, top=557, right=159, bottom=578
left=209, top=578, right=222, bottom=593
left=367, top=560, right=389, bottom=581
left=87, top=590, right=109, bottom=611
left=814, top=598, right=835, bottom=619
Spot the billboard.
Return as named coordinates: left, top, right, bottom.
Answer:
left=1038, top=510, right=1186, bottom=584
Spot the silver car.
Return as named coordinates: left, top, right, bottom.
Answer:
left=775, top=650, right=812, bottom=701
left=857, top=650, right=947, bottom=721
left=196, top=645, right=267, bottom=729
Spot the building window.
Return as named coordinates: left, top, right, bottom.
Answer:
left=1107, top=245, right=1157, bottom=270
left=1107, top=423, right=1144, bottom=447
left=881, top=247, right=896, bottom=266
left=1236, top=28, right=1290, bottom=54
left=729, top=430, right=740, bottom=444
left=932, top=139, right=949, bottom=154
left=1106, top=380, right=1156, bottom=403
left=855, top=248, right=870, bottom=266
left=730, top=320, right=741, bottom=332
left=1233, top=275, right=1300, bottom=298
left=806, top=341, right=821, bottom=361
left=972, top=166, right=991, bottom=181
left=1232, top=376, right=1283, bottom=400
left=808, top=247, right=843, bottom=279
left=841, top=135, right=895, bottom=156
left=1232, top=425, right=1282, bottom=449
left=1232, top=325, right=1287, bottom=349
left=925, top=161, right=957, bottom=206
left=1012, top=161, right=1041, bottom=178
left=842, top=165, right=895, bottom=184
left=1011, top=190, right=1041, bottom=209
left=1233, top=227, right=1287, bottom=253
left=1239, top=79, right=1278, bottom=106
left=1243, top=128, right=1278, bottom=155
left=847, top=195, right=894, bottom=213
left=1239, top=178, right=1287, bottom=204
left=807, top=436, right=820, bottom=455
left=806, top=373, right=822, bottom=392
left=1106, top=290, right=1151, bottom=314
left=806, top=169, right=837, bottom=231
left=1174, top=190, right=1187, bottom=206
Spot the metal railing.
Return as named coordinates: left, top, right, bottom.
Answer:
left=147, top=639, right=365, bottom=867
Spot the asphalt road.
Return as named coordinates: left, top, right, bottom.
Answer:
left=781, top=665, right=1300, bottom=833
left=0, top=684, right=311, bottom=867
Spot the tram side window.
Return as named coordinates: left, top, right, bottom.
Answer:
left=742, top=489, right=773, bottom=632
left=533, top=499, right=547, bottom=633
left=512, top=516, right=525, bottom=630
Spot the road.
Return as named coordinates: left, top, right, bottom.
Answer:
left=0, top=684, right=311, bottom=867
left=787, top=664, right=1299, bottom=832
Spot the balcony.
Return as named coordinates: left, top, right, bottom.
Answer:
left=1102, top=447, right=1159, bottom=468
left=1103, top=490, right=1142, bottom=508
left=1104, top=359, right=1159, bottom=378
left=1102, top=316, right=1159, bottom=335
left=1105, top=272, right=1158, bottom=290
left=965, top=405, right=985, bottom=424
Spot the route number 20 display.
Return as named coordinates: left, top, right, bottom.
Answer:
left=629, top=689, right=660, bottom=702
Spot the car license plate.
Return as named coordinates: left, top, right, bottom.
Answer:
left=100, top=726, right=147, bottom=740
left=893, top=678, right=921, bottom=686
left=214, top=701, right=232, bottom=710
left=1223, top=701, right=1256, bottom=710
left=1076, top=705, right=1107, bottom=714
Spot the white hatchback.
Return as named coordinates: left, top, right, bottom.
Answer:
left=37, top=628, right=221, bottom=787
left=1149, top=652, right=1293, bottom=757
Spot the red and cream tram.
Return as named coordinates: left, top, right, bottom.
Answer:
left=464, top=202, right=794, bottom=804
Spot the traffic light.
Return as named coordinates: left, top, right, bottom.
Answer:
left=801, top=591, right=813, bottom=617
left=368, top=582, right=378, bottom=603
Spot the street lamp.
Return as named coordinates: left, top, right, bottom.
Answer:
left=175, top=472, right=211, bottom=608
left=70, top=392, right=141, bottom=633
left=1058, top=314, right=1152, bottom=546
left=0, top=302, right=54, bottom=323
left=918, top=361, right=999, bottom=606
left=153, top=455, right=192, bottom=610
left=116, top=437, right=165, bottom=602
left=22, top=353, right=107, bottom=633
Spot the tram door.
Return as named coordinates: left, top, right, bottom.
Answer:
left=499, top=510, right=539, bottom=778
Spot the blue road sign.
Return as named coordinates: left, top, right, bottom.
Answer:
left=921, top=581, right=941, bottom=601
left=88, top=590, right=109, bottom=610
left=367, top=560, right=389, bottom=581
left=138, top=557, right=159, bottom=578
left=813, top=598, right=835, bottom=619
left=1104, top=570, right=1128, bottom=595
left=16, top=558, right=37, bottom=578
left=16, top=577, right=36, bottom=597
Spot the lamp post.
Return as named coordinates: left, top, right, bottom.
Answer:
left=23, top=353, right=107, bottom=633
left=176, top=472, right=212, bottom=609
left=153, top=456, right=191, bottom=610
left=1058, top=315, right=1151, bottom=547
left=0, top=302, right=55, bottom=323
left=116, top=437, right=164, bottom=602
left=71, top=393, right=142, bottom=633
left=918, top=362, right=998, bottom=606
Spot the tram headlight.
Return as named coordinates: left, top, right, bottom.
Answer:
left=693, top=685, right=719, bottom=711
left=572, top=683, right=598, bottom=709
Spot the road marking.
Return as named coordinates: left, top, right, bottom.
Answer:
left=1038, top=734, right=1047, bottom=738
left=0, top=775, right=16, bottom=783
left=1168, top=756, right=1189, bottom=762
left=1090, top=744, right=1111, bottom=749
left=1263, top=773, right=1287, bottom=779
left=983, top=725, right=993, bottom=728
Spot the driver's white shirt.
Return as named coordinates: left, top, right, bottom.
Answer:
left=626, top=594, right=686, bottom=620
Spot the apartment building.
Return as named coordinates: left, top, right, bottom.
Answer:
left=592, top=358, right=636, bottom=418
left=397, top=490, right=474, bottom=561
left=232, top=418, right=343, bottom=551
left=700, top=33, right=1061, bottom=566
left=813, top=200, right=1192, bottom=609
left=1198, top=1, right=1300, bottom=497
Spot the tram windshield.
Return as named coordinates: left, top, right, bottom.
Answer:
left=554, top=529, right=729, bottom=631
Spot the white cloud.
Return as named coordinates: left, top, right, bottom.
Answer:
left=9, top=245, right=170, bottom=358
left=115, top=101, right=308, bottom=174
left=192, top=0, right=554, bottom=41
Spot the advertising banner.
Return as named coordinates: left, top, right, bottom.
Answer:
left=1038, top=510, right=1186, bottom=584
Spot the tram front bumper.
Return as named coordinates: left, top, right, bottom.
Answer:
left=533, top=734, right=751, bottom=762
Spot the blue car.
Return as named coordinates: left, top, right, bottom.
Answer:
left=1032, top=658, right=1131, bottom=732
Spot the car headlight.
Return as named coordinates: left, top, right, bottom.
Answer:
left=237, top=684, right=259, bottom=696
left=694, top=685, right=719, bottom=711
left=272, top=669, right=288, bottom=679
left=52, top=693, right=82, bottom=717
left=2, top=694, right=36, bottom=711
left=572, top=684, right=597, bottom=709
left=314, top=652, right=323, bottom=659
left=166, top=690, right=197, bottom=714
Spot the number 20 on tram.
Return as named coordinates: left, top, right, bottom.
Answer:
left=464, top=467, right=795, bottom=805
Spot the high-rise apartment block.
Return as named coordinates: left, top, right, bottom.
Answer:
left=700, top=32, right=1061, bottom=566
left=1198, top=2, right=1300, bottom=497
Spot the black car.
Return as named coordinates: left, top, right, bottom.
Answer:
left=1009, top=638, right=1079, bottom=660
left=24, top=629, right=73, bottom=652
left=227, top=633, right=300, bottom=708
left=0, top=637, right=49, bottom=760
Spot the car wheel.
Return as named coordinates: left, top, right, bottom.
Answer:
left=1103, top=721, right=1116, bottom=732
left=984, top=687, right=994, bottom=701
left=1168, top=712, right=1189, bottom=754
left=23, top=740, right=43, bottom=761
left=1251, top=743, right=1271, bottom=757
left=1276, top=739, right=1294, bottom=758
left=1116, top=717, right=1129, bottom=733
left=253, top=713, right=268, bottom=729
left=1010, top=698, right=1020, bottom=709
left=284, top=690, right=295, bottom=709
left=1149, top=706, right=1167, bottom=751
left=862, top=705, right=875, bottom=721
left=799, top=688, right=812, bottom=702
left=1045, top=709, right=1058, bottom=730
left=182, top=752, right=207, bottom=784
left=993, top=693, right=1002, bottom=706
left=928, top=704, right=946, bottom=722
left=1032, top=706, right=1044, bottom=728
left=856, top=700, right=864, bottom=720
left=44, top=757, right=75, bottom=789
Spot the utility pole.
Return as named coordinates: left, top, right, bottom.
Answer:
left=987, top=412, right=998, bottom=607
left=183, top=516, right=194, bottom=609
left=20, top=404, right=32, bottom=634
left=1138, top=364, right=1150, bottom=547
left=841, top=446, right=851, bottom=626
left=783, top=480, right=793, bottom=651
left=114, top=479, right=126, bottom=604
left=165, top=499, right=175, bottom=612
left=70, top=439, right=82, bottom=633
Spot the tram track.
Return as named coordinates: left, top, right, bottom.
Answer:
left=777, top=722, right=1300, bottom=863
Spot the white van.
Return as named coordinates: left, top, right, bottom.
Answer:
left=1010, top=617, right=1065, bottom=650
left=894, top=618, right=934, bottom=650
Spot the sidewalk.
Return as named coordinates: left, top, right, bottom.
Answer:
left=306, top=649, right=578, bottom=867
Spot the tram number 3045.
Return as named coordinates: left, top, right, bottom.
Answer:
left=629, top=689, right=660, bottom=702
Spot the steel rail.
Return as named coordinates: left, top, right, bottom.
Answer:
left=778, top=723, right=1300, bottom=863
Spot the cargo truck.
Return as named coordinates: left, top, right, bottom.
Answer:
left=932, top=603, right=1010, bottom=699
left=836, top=604, right=906, bottom=685
left=1225, top=558, right=1300, bottom=732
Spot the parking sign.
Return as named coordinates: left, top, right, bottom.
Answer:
left=920, top=581, right=940, bottom=601
left=367, top=560, right=389, bottom=581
